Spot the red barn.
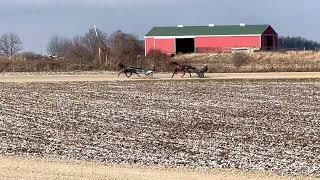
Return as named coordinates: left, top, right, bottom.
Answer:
left=145, top=24, right=278, bottom=55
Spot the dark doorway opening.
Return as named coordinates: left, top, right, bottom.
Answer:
left=266, top=36, right=274, bottom=50
left=176, top=38, right=195, bottom=54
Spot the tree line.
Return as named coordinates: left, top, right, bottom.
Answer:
left=1, top=30, right=320, bottom=62
left=46, top=28, right=144, bottom=67
left=278, top=36, right=320, bottom=51
left=0, top=28, right=144, bottom=68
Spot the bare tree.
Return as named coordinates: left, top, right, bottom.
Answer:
left=64, top=36, right=93, bottom=63
left=46, top=36, right=70, bottom=57
left=81, top=28, right=108, bottom=63
left=0, top=33, right=23, bottom=57
left=64, top=28, right=108, bottom=64
left=108, top=30, right=143, bottom=64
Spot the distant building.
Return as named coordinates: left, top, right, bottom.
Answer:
left=145, top=24, right=278, bottom=55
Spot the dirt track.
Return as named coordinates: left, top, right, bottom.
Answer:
left=1, top=72, right=320, bottom=82
left=0, top=156, right=308, bottom=180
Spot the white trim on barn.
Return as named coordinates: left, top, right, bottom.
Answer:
left=145, top=38, right=147, bottom=56
left=145, top=34, right=262, bottom=39
left=260, top=35, right=262, bottom=49
left=151, top=36, right=196, bottom=39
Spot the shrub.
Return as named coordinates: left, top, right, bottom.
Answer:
left=231, top=53, right=251, bottom=68
left=143, top=50, right=172, bottom=72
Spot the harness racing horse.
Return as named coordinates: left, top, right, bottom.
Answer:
left=170, top=62, right=208, bottom=78
left=118, top=63, right=155, bottom=78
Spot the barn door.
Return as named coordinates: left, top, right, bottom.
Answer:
left=175, top=38, right=195, bottom=54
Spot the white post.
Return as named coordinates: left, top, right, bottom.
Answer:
left=94, top=25, right=102, bottom=65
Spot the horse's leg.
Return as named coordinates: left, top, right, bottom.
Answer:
left=134, top=71, right=141, bottom=77
left=181, top=70, right=186, bottom=78
left=172, top=68, right=178, bottom=78
left=118, top=70, right=125, bottom=77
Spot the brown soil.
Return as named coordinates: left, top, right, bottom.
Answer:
left=0, top=80, right=319, bottom=176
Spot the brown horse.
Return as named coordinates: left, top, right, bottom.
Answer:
left=118, top=63, right=155, bottom=78
left=170, top=62, right=208, bottom=78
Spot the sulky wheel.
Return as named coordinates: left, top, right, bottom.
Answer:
left=145, top=71, right=154, bottom=78
left=198, top=73, right=204, bottom=78
left=196, top=71, right=205, bottom=78
left=125, top=71, right=133, bottom=78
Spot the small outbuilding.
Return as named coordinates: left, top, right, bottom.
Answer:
left=145, top=24, right=278, bottom=55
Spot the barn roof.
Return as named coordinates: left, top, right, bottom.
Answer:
left=145, top=25, right=271, bottom=37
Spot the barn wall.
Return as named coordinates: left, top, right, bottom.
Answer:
left=145, top=38, right=155, bottom=55
left=261, top=26, right=278, bottom=50
left=261, top=35, right=278, bottom=50
left=195, top=36, right=261, bottom=53
left=154, top=38, right=175, bottom=55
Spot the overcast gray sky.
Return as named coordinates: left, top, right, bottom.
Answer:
left=0, top=0, right=318, bottom=53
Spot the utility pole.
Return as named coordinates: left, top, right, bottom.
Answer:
left=94, top=25, right=102, bottom=65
